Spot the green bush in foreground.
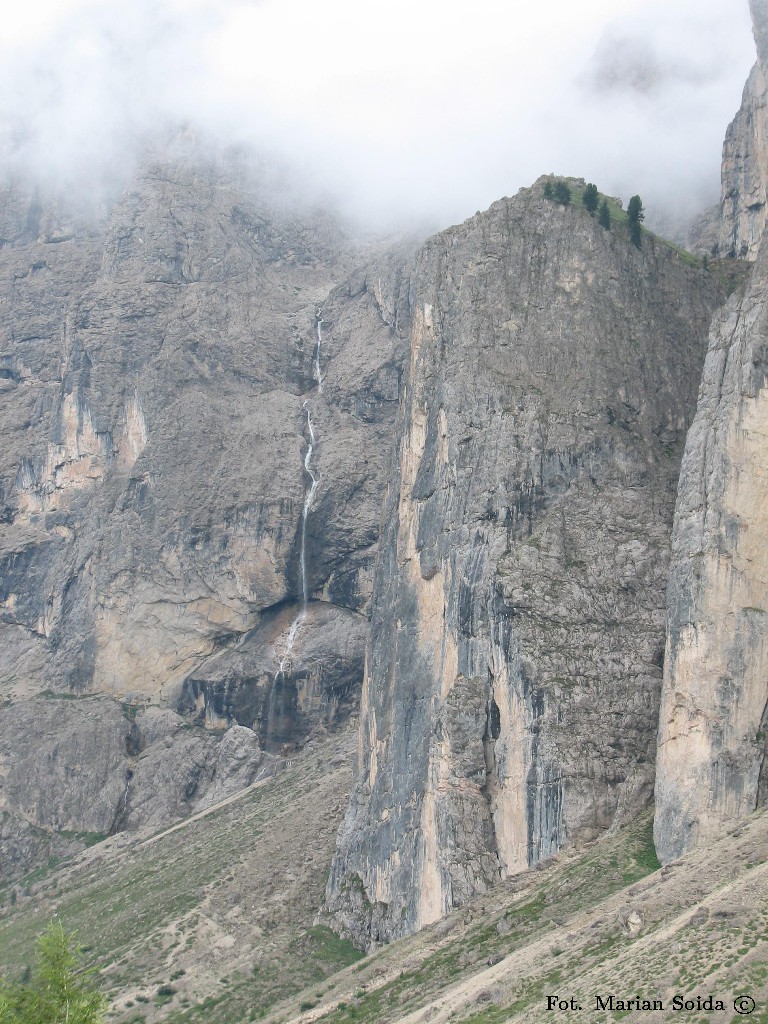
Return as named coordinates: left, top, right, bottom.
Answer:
left=0, top=921, right=106, bottom=1023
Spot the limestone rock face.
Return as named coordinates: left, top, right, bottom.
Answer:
left=718, top=62, right=768, bottom=260
left=0, top=146, right=409, bottom=875
left=327, top=186, right=722, bottom=946
left=717, top=4, right=768, bottom=260
left=654, top=237, right=768, bottom=863
left=0, top=149, right=402, bottom=705
left=0, top=697, right=130, bottom=836
left=180, top=602, right=368, bottom=751
left=654, top=0, right=768, bottom=864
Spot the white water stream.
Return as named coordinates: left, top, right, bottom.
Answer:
left=299, top=400, right=319, bottom=605
left=273, top=312, right=324, bottom=683
left=315, top=310, right=324, bottom=393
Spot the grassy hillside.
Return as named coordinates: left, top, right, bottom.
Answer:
left=0, top=731, right=361, bottom=1024
left=1, top=727, right=766, bottom=1024
left=269, top=811, right=768, bottom=1024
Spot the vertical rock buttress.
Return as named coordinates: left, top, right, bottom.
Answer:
left=654, top=0, right=768, bottom=863
left=718, top=1, right=768, bottom=261
left=328, top=186, right=722, bottom=946
left=654, top=267, right=768, bottom=862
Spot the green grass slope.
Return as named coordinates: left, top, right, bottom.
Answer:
left=2, top=727, right=767, bottom=1024
left=267, top=812, right=768, bottom=1024
left=0, top=730, right=361, bottom=1024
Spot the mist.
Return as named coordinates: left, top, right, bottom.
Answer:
left=0, top=0, right=756, bottom=234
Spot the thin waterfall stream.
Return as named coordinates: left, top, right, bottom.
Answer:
left=267, top=313, right=325, bottom=745
left=315, top=309, right=324, bottom=394
left=274, top=398, right=318, bottom=674
left=298, top=400, right=319, bottom=605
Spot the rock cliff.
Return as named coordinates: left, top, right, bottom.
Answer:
left=327, top=184, right=722, bottom=945
left=0, top=143, right=409, bottom=872
left=654, top=260, right=768, bottom=862
left=2, top=20, right=761, bottom=927
left=718, top=61, right=768, bottom=260
left=0, top=150, right=399, bottom=700
left=716, top=2, right=768, bottom=260
left=655, top=0, right=768, bottom=862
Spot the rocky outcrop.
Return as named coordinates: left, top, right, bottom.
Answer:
left=180, top=602, right=368, bottom=751
left=327, top=184, right=723, bottom=946
left=718, top=62, right=768, bottom=260
left=0, top=813, right=84, bottom=885
left=716, top=2, right=768, bottom=260
left=0, top=695, right=266, bottom=880
left=654, top=0, right=768, bottom=864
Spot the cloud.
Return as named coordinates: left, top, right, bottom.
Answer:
left=0, top=3, right=219, bottom=188
left=585, top=37, right=686, bottom=96
left=0, top=0, right=757, bottom=232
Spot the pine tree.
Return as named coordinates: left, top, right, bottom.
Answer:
left=543, top=181, right=553, bottom=199
left=582, top=183, right=599, bottom=215
left=0, top=922, right=106, bottom=1024
left=553, top=181, right=571, bottom=206
left=627, top=194, right=645, bottom=247
left=598, top=199, right=611, bottom=230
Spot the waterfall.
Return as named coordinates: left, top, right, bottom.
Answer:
left=266, top=406, right=318, bottom=746
left=299, top=401, right=319, bottom=605
left=277, top=398, right=319, bottom=652
left=269, top=314, right=324, bottom=731
left=272, top=399, right=318, bottom=677
left=315, top=310, right=324, bottom=393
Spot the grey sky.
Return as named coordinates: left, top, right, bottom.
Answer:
left=0, top=0, right=756, bottom=230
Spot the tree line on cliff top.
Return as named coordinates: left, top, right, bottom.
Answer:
left=543, top=178, right=645, bottom=246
